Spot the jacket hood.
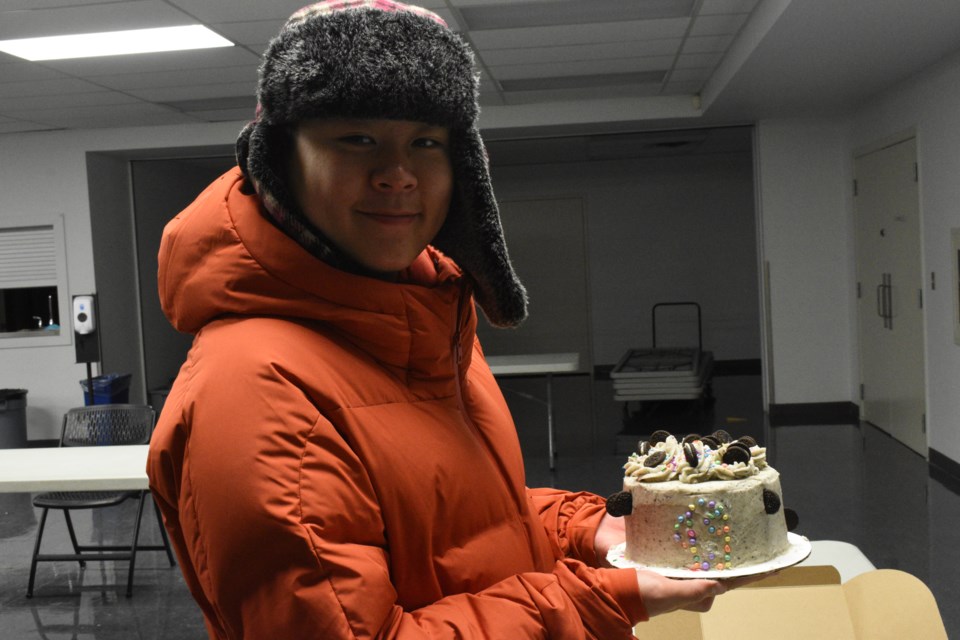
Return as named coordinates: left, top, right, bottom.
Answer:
left=158, top=168, right=470, bottom=377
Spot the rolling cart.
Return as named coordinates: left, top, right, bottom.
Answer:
left=611, top=302, right=714, bottom=424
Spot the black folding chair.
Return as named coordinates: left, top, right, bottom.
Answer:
left=26, top=404, right=175, bottom=598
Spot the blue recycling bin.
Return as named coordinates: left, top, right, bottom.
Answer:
left=80, top=373, right=132, bottom=406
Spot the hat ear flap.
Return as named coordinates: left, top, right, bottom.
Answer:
left=433, top=127, right=527, bottom=327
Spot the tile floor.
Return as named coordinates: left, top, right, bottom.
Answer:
left=1, top=374, right=958, bottom=638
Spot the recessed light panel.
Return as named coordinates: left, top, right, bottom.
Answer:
left=0, top=25, right=233, bottom=62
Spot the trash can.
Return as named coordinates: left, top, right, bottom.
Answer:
left=0, top=388, right=28, bottom=449
left=79, top=373, right=132, bottom=406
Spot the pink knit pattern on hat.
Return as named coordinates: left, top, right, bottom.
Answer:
left=288, top=0, right=447, bottom=27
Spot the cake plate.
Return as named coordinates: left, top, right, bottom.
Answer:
left=606, top=532, right=811, bottom=580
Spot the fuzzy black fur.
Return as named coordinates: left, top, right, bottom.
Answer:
left=236, top=5, right=527, bottom=327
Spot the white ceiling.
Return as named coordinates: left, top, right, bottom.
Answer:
left=2, top=0, right=960, bottom=137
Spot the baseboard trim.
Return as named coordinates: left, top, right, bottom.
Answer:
left=25, top=439, right=59, bottom=448
left=768, top=402, right=860, bottom=426
left=712, top=359, right=762, bottom=376
left=929, top=448, right=960, bottom=496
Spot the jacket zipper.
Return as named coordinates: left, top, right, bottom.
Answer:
left=451, top=287, right=537, bottom=558
left=451, top=286, right=472, bottom=429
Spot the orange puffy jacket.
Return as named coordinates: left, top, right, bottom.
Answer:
left=147, top=168, right=645, bottom=638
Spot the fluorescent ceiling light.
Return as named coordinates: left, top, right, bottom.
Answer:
left=0, top=25, right=233, bottom=62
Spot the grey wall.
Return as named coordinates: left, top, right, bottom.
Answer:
left=85, top=129, right=758, bottom=434
left=486, top=133, right=760, bottom=368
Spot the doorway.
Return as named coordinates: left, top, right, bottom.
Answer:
left=86, top=149, right=233, bottom=407
left=854, top=136, right=927, bottom=456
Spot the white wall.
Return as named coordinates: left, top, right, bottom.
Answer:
left=849, top=49, right=960, bottom=463
left=753, top=47, right=960, bottom=465
left=0, top=122, right=241, bottom=440
left=754, top=118, right=857, bottom=405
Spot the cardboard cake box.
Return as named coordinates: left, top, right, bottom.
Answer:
left=634, top=566, right=947, bottom=640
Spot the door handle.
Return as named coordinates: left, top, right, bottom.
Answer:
left=881, top=273, right=893, bottom=330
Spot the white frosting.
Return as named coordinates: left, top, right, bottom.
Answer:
left=624, top=435, right=767, bottom=483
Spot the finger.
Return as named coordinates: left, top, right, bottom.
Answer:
left=718, top=573, right=771, bottom=590
left=682, top=595, right=716, bottom=613
left=685, top=578, right=726, bottom=597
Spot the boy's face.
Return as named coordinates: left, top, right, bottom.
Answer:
left=288, top=118, right=453, bottom=275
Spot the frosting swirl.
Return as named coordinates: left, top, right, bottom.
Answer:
left=624, top=434, right=767, bottom=483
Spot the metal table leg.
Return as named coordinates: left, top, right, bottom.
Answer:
left=546, top=373, right=556, bottom=470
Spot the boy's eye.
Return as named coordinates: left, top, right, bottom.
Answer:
left=340, top=134, right=374, bottom=145
left=414, top=137, right=445, bottom=149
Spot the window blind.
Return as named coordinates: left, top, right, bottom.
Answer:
left=0, top=225, right=58, bottom=288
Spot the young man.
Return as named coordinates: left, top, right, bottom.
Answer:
left=147, top=2, right=733, bottom=637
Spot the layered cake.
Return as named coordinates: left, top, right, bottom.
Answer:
left=607, top=430, right=797, bottom=572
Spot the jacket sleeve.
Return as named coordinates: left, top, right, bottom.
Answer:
left=527, top=487, right=613, bottom=565
left=150, top=408, right=645, bottom=639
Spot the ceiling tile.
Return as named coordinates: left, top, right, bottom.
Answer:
left=2, top=76, right=108, bottom=97
left=2, top=0, right=115, bottom=9
left=128, top=81, right=254, bottom=104
left=4, top=102, right=199, bottom=129
left=478, top=91, right=506, bottom=107
left=682, top=35, right=734, bottom=54
left=459, top=0, right=693, bottom=30
left=502, top=82, right=662, bottom=105
left=210, top=20, right=284, bottom=47
left=689, top=13, right=749, bottom=36
left=164, top=0, right=309, bottom=23
left=185, top=107, right=254, bottom=123
left=0, top=60, right=70, bottom=83
left=662, top=80, right=704, bottom=94
left=93, top=65, right=255, bottom=91
left=0, top=90, right=141, bottom=112
left=0, top=120, right=58, bottom=134
left=165, top=95, right=254, bottom=111
left=452, top=0, right=570, bottom=5
left=668, top=68, right=712, bottom=84
left=478, top=39, right=682, bottom=67
left=0, top=1, right=194, bottom=39
left=40, top=46, right=259, bottom=78
left=500, top=70, right=664, bottom=92
left=697, top=0, right=760, bottom=16
left=674, top=52, right=725, bottom=69
left=491, top=56, right=674, bottom=81
left=431, top=8, right=461, bottom=31
left=469, top=18, right=690, bottom=50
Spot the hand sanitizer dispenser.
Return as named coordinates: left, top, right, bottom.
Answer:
left=73, top=294, right=100, bottom=365
left=73, top=295, right=95, bottom=335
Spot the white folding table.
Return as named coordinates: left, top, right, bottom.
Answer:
left=486, top=352, right=580, bottom=471
left=801, top=539, right=877, bottom=582
left=0, top=445, right=150, bottom=493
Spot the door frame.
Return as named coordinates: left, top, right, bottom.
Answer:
left=852, top=129, right=928, bottom=455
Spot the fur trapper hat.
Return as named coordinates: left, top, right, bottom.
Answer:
left=236, top=0, right=527, bottom=327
